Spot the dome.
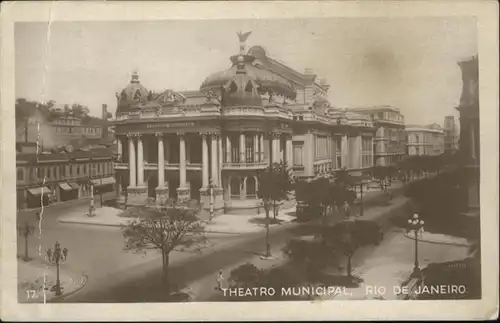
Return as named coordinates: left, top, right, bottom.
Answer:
left=222, top=72, right=262, bottom=107
left=200, top=54, right=296, bottom=99
left=121, top=71, right=149, bottom=101
left=116, top=71, right=151, bottom=113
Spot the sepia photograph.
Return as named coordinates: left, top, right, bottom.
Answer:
left=1, top=1, right=498, bottom=321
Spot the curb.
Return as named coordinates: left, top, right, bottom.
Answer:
left=403, top=232, right=471, bottom=247
left=46, top=274, right=88, bottom=303
left=58, top=219, right=128, bottom=227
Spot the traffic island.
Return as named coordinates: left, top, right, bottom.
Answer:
left=17, top=257, right=87, bottom=303
left=58, top=206, right=134, bottom=227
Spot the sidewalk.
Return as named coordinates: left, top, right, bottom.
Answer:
left=202, top=207, right=297, bottom=234
left=18, top=257, right=87, bottom=303
left=404, top=231, right=471, bottom=247
left=58, top=206, right=133, bottom=227
left=58, top=204, right=298, bottom=234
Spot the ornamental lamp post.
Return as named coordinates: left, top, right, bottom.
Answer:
left=408, top=213, right=425, bottom=277
left=88, top=176, right=95, bottom=217
left=50, top=241, right=68, bottom=296
left=208, top=179, right=215, bottom=222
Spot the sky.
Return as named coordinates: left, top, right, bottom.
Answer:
left=15, top=17, right=477, bottom=125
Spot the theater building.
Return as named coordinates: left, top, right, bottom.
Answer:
left=112, top=35, right=376, bottom=215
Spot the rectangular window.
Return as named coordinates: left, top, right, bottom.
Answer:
left=293, top=145, right=303, bottom=166
left=47, top=167, right=51, bottom=179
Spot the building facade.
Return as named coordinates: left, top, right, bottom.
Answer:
left=456, top=55, right=479, bottom=217
left=443, top=115, right=459, bottom=153
left=112, top=35, right=376, bottom=215
left=405, top=124, right=445, bottom=156
left=351, top=106, right=406, bottom=166
left=16, top=146, right=115, bottom=210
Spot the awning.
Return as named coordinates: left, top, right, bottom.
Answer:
left=27, top=187, right=52, bottom=195
left=58, top=183, right=73, bottom=191
left=68, top=182, right=81, bottom=190
left=92, top=177, right=116, bottom=186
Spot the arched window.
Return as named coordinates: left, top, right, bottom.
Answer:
left=246, top=176, right=256, bottom=197
left=230, top=177, right=240, bottom=198
left=245, top=81, right=253, bottom=92
left=229, top=81, right=238, bottom=94
left=134, top=89, right=142, bottom=100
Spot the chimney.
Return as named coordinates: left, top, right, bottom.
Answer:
left=102, top=104, right=109, bottom=140
left=24, top=118, right=28, bottom=143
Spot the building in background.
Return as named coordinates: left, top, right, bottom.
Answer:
left=16, top=148, right=115, bottom=210
left=405, top=124, right=445, bottom=156
left=16, top=102, right=113, bottom=150
left=456, top=55, right=479, bottom=218
left=443, top=115, right=460, bottom=153
left=112, top=34, right=376, bottom=215
left=350, top=106, right=406, bottom=166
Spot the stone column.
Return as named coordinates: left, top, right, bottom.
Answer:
left=239, top=133, right=245, bottom=163
left=341, top=134, right=348, bottom=169
left=201, top=134, right=209, bottom=188
left=128, top=134, right=136, bottom=187
left=179, top=134, right=187, bottom=187
left=218, top=135, right=223, bottom=186
left=156, top=133, right=165, bottom=187
left=272, top=133, right=280, bottom=163
left=137, top=135, right=145, bottom=186
left=211, top=134, right=218, bottom=184
left=117, top=137, right=123, bottom=158
left=286, top=135, right=293, bottom=166
left=356, top=135, right=362, bottom=168
left=177, top=133, right=190, bottom=201
left=370, top=137, right=374, bottom=167
left=226, top=134, right=232, bottom=163
left=254, top=134, right=259, bottom=162
left=259, top=134, right=264, bottom=162
left=155, top=133, right=168, bottom=204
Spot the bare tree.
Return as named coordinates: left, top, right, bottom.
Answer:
left=122, top=202, right=205, bottom=295
left=18, top=221, right=35, bottom=261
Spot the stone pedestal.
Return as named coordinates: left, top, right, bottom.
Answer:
left=200, top=187, right=224, bottom=217
left=176, top=186, right=190, bottom=203
left=127, top=186, right=148, bottom=206
left=155, top=186, right=169, bottom=206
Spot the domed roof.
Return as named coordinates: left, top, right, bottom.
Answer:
left=221, top=70, right=262, bottom=107
left=200, top=54, right=296, bottom=99
left=118, top=71, right=150, bottom=103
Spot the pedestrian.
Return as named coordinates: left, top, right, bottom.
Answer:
left=343, top=201, right=350, bottom=219
left=46, top=248, right=53, bottom=264
left=215, top=269, right=224, bottom=291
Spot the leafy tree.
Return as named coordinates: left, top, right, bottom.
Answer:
left=122, top=202, right=205, bottom=294
left=326, top=221, right=359, bottom=278
left=257, top=162, right=293, bottom=257
left=228, top=263, right=263, bottom=289
left=18, top=222, right=35, bottom=261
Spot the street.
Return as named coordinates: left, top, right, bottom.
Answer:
left=17, top=194, right=314, bottom=302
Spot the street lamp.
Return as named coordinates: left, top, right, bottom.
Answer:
left=208, top=179, right=215, bottom=222
left=88, top=176, right=95, bottom=217
left=408, top=213, right=425, bottom=277
left=50, top=241, right=68, bottom=296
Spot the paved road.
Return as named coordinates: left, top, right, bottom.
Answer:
left=58, top=223, right=316, bottom=302
left=17, top=181, right=410, bottom=303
